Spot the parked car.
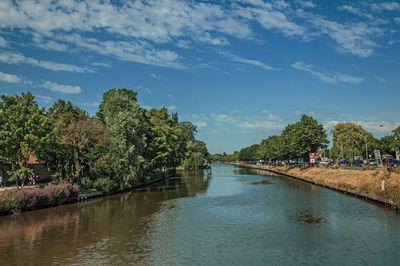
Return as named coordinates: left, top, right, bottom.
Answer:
left=319, top=160, right=331, bottom=166
left=339, top=160, right=350, bottom=167
left=352, top=159, right=364, bottom=167
left=367, top=159, right=378, bottom=167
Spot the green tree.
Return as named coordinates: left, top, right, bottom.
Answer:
left=44, top=100, right=111, bottom=183
left=143, top=107, right=181, bottom=177
left=331, top=122, right=375, bottom=159
left=97, top=88, right=148, bottom=188
left=281, top=114, right=328, bottom=159
left=182, top=140, right=208, bottom=170
left=0, top=93, right=52, bottom=186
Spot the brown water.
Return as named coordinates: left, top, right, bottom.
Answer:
left=1, top=164, right=400, bottom=265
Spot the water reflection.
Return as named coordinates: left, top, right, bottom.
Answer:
left=0, top=165, right=400, bottom=265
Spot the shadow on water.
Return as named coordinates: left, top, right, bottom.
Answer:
left=246, top=180, right=272, bottom=185
left=290, top=208, right=327, bottom=225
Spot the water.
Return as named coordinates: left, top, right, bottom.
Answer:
left=1, top=164, right=399, bottom=265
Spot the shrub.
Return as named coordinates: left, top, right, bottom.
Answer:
left=0, top=184, right=80, bottom=215
left=93, top=178, right=118, bottom=194
left=80, top=177, right=93, bottom=189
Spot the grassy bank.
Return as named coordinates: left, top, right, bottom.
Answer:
left=228, top=163, right=400, bottom=209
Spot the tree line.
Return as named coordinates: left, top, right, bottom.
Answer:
left=0, top=89, right=208, bottom=189
left=212, top=114, right=399, bottom=162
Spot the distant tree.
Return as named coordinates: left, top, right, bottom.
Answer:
left=281, top=114, right=328, bottom=159
left=183, top=140, right=208, bottom=170
left=331, top=122, right=376, bottom=159
left=0, top=93, right=52, bottom=186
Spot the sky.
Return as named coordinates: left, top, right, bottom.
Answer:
left=0, top=0, right=399, bottom=154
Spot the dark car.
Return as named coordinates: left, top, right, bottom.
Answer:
left=352, top=159, right=364, bottom=167
left=339, top=160, right=350, bottom=167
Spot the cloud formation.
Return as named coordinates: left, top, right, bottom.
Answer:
left=0, top=71, right=21, bottom=83
left=291, top=61, right=363, bottom=84
left=40, top=81, right=81, bottom=94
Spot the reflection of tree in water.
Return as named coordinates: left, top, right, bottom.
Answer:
left=178, top=169, right=212, bottom=197
left=0, top=170, right=212, bottom=265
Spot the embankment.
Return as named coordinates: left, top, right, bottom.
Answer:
left=225, top=162, right=400, bottom=210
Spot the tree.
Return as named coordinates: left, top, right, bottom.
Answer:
left=281, top=114, right=328, bottom=159
left=331, top=122, right=375, bottom=159
left=257, top=135, right=286, bottom=161
left=0, top=93, right=52, bottom=186
left=182, top=140, right=208, bottom=170
left=143, top=107, right=181, bottom=176
left=43, top=100, right=111, bottom=183
left=97, top=88, right=148, bottom=187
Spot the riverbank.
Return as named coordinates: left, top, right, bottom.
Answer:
left=224, top=162, right=400, bottom=210
left=0, top=174, right=175, bottom=216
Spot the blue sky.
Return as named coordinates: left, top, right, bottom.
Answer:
left=0, top=0, right=399, bottom=154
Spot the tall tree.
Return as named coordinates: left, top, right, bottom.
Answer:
left=0, top=93, right=52, bottom=186
left=143, top=107, right=181, bottom=176
left=97, top=88, right=148, bottom=187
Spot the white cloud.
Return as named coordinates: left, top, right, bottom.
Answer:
left=40, top=81, right=81, bottom=94
left=373, top=76, right=386, bottom=83
left=198, top=32, right=229, bottom=46
left=195, top=121, right=207, bottom=128
left=221, top=51, right=277, bottom=71
left=394, top=17, right=400, bottom=24
left=0, top=51, right=93, bottom=73
left=371, top=2, right=400, bottom=11
left=0, top=71, right=21, bottom=83
left=291, top=61, right=363, bottom=84
left=296, top=1, right=315, bottom=8
left=338, top=5, right=373, bottom=20
left=150, top=73, right=165, bottom=80
left=81, top=102, right=100, bottom=107
left=167, top=105, right=176, bottom=111
left=211, top=112, right=284, bottom=131
left=135, top=86, right=152, bottom=94
left=309, top=16, right=382, bottom=57
left=35, top=95, right=53, bottom=104
left=0, top=37, right=8, bottom=47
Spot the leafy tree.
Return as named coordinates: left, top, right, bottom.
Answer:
left=331, top=122, right=375, bottom=159
left=97, top=88, right=148, bottom=188
left=143, top=107, right=181, bottom=176
left=239, top=144, right=259, bottom=161
left=281, top=114, right=328, bottom=159
left=257, top=135, right=286, bottom=161
left=183, top=140, right=208, bottom=169
left=0, top=93, right=52, bottom=186
left=44, top=100, right=110, bottom=183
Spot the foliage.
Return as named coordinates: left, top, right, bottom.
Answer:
left=331, top=122, right=377, bottom=159
left=93, top=178, right=119, bottom=194
left=182, top=140, right=208, bottom=170
left=281, top=114, right=328, bottom=160
left=97, top=88, right=148, bottom=188
left=0, top=93, right=52, bottom=186
left=43, top=100, right=111, bottom=184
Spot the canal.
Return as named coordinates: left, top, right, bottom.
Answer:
left=0, top=164, right=399, bottom=265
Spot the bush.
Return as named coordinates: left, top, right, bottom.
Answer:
left=0, top=184, right=80, bottom=215
left=80, top=177, right=93, bottom=189
left=93, top=178, right=118, bottom=194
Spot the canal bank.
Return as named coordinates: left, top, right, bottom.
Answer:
left=0, top=173, right=175, bottom=216
left=223, top=162, right=400, bottom=210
